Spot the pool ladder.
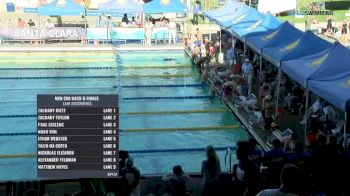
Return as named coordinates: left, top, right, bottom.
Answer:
left=225, top=148, right=234, bottom=173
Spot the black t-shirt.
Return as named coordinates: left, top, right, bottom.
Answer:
left=28, top=21, right=35, bottom=27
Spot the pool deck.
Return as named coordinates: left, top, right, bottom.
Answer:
left=0, top=43, right=185, bottom=52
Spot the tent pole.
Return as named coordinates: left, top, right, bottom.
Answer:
left=209, top=22, right=212, bottom=41
left=303, top=90, right=309, bottom=147
left=243, top=42, right=246, bottom=59
left=259, top=53, right=262, bottom=83
left=344, top=112, right=348, bottom=148
left=274, top=68, right=281, bottom=118
left=219, top=29, right=222, bottom=53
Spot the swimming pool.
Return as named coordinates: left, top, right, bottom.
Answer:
left=0, top=51, right=250, bottom=181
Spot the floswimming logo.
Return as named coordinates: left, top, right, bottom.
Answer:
left=261, top=29, right=280, bottom=41
left=279, top=39, right=300, bottom=52
left=116, top=0, right=126, bottom=5
left=340, top=78, right=350, bottom=89
left=160, top=0, right=171, bottom=5
left=232, top=13, right=247, bottom=25
left=308, top=52, right=329, bottom=68
left=56, top=0, right=66, bottom=7
left=247, top=19, right=262, bottom=31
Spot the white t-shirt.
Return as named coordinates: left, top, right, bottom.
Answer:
left=257, top=189, right=298, bottom=196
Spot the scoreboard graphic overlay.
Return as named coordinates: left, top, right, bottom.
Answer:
left=37, top=95, right=119, bottom=178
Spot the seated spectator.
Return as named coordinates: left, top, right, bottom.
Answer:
left=162, top=165, right=190, bottom=196
left=120, top=157, right=141, bottom=196
left=122, top=13, right=129, bottom=24
left=281, top=132, right=298, bottom=152
left=263, top=139, right=288, bottom=188
left=257, top=164, right=302, bottom=196
left=130, top=16, right=137, bottom=26
left=201, top=145, right=221, bottom=196
left=27, top=19, right=35, bottom=27
left=17, top=18, right=25, bottom=28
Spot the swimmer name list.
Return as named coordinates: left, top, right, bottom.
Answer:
left=37, top=94, right=119, bottom=178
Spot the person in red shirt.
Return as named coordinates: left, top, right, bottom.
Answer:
left=17, top=18, right=25, bottom=28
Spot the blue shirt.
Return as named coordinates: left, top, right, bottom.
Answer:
left=226, top=48, right=235, bottom=60
left=193, top=5, right=200, bottom=15
left=242, top=62, right=253, bottom=74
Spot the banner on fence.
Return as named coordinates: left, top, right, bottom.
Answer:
left=0, top=27, right=87, bottom=40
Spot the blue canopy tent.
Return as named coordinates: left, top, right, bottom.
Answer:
left=308, top=75, right=350, bottom=112
left=202, top=0, right=241, bottom=24
left=281, top=42, right=349, bottom=88
left=226, top=8, right=264, bottom=40
left=143, top=0, right=187, bottom=13
left=216, top=3, right=250, bottom=27
left=245, top=22, right=303, bottom=55
left=229, top=13, right=281, bottom=42
left=262, top=30, right=331, bottom=68
left=37, top=0, right=84, bottom=15
left=99, top=0, right=143, bottom=14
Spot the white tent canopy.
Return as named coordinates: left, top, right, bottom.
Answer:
left=258, top=0, right=296, bottom=14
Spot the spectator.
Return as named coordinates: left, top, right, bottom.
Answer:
left=201, top=145, right=220, bottom=196
left=130, top=16, right=137, bottom=26
left=162, top=165, right=189, bottom=196
left=26, top=188, right=41, bottom=196
left=241, top=58, right=253, bottom=95
left=222, top=74, right=237, bottom=102
left=247, top=138, right=262, bottom=168
left=262, top=95, right=274, bottom=131
left=262, top=139, right=288, bottom=188
left=168, top=19, right=177, bottom=44
left=122, top=13, right=129, bottom=24
left=232, top=141, right=260, bottom=195
left=257, top=164, right=302, bottom=196
left=27, top=19, right=35, bottom=27
left=144, top=18, right=153, bottom=46
left=97, top=16, right=105, bottom=27
left=45, top=19, right=55, bottom=29
left=193, top=1, right=201, bottom=25
left=280, top=132, right=298, bottom=152
left=341, top=20, right=347, bottom=43
left=119, top=150, right=129, bottom=174
left=120, top=157, right=141, bottom=196
left=225, top=45, right=235, bottom=68
left=288, top=142, right=310, bottom=174
left=17, top=18, right=25, bottom=28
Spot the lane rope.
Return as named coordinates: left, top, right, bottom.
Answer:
left=120, top=125, right=240, bottom=132
left=0, top=74, right=199, bottom=80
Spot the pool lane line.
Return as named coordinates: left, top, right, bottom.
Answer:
left=0, top=109, right=228, bottom=118
left=0, top=74, right=199, bottom=80
left=121, top=125, right=240, bottom=132
left=0, top=146, right=237, bottom=159
left=0, top=59, right=115, bottom=63
left=0, top=83, right=206, bottom=90
left=0, top=65, right=193, bottom=70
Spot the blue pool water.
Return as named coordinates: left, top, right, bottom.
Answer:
left=0, top=51, right=250, bottom=181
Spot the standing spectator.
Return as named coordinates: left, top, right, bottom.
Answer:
left=168, top=19, right=177, bottom=44
left=232, top=141, right=260, bottom=195
left=195, top=28, right=203, bottom=42
left=17, top=18, right=26, bottom=28
left=27, top=19, right=35, bottom=27
left=144, top=18, right=153, bottom=45
left=120, top=157, right=141, bottom=196
left=162, top=165, right=189, bottom=196
left=225, top=45, right=235, bottom=68
left=257, top=164, right=302, bottom=196
left=241, top=58, right=253, bottom=95
left=193, top=1, right=201, bottom=25
left=262, top=139, right=288, bottom=188
left=247, top=138, right=262, bottom=168
left=97, top=16, right=105, bottom=27
left=326, top=16, right=333, bottom=35
left=262, top=95, right=274, bottom=131
left=341, top=20, right=348, bottom=43
left=201, top=145, right=220, bottom=196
